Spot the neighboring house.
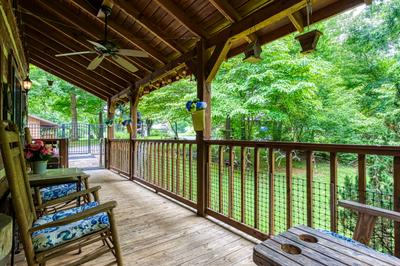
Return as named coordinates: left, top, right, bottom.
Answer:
left=28, top=115, right=58, bottom=139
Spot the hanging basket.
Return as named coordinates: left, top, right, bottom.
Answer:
left=191, top=109, right=205, bottom=131
left=295, top=29, right=323, bottom=54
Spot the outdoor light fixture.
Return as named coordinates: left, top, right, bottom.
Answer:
left=23, top=75, right=32, bottom=91
left=243, top=39, right=262, bottom=63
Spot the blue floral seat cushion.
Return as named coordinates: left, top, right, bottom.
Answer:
left=32, top=202, right=109, bottom=252
left=40, top=183, right=85, bottom=202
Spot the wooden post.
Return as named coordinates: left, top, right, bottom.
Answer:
left=286, top=150, right=292, bottom=230
left=129, top=88, right=139, bottom=180
left=268, top=148, right=275, bottom=235
left=306, top=151, right=314, bottom=227
left=358, top=154, right=366, bottom=204
left=196, top=39, right=211, bottom=216
left=107, top=98, right=115, bottom=140
left=330, top=152, right=338, bottom=232
left=394, top=156, right=400, bottom=257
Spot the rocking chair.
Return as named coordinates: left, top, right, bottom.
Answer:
left=0, top=121, right=123, bottom=265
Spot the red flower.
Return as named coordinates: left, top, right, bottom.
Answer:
left=34, top=140, right=44, bottom=147
left=28, top=143, right=41, bottom=151
left=25, top=150, right=33, bottom=159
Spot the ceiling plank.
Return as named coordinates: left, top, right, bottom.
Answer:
left=112, top=0, right=187, bottom=55
left=30, top=59, right=109, bottom=100
left=28, top=45, right=116, bottom=96
left=25, top=31, right=124, bottom=92
left=19, top=9, right=140, bottom=81
left=153, top=0, right=209, bottom=39
left=70, top=0, right=168, bottom=66
left=24, top=0, right=152, bottom=74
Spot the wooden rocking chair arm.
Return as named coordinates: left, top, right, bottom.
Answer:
left=338, top=200, right=400, bottom=222
left=29, top=201, right=117, bottom=233
left=36, top=186, right=102, bottom=209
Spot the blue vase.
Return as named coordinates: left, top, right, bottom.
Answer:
left=33, top=161, right=48, bottom=174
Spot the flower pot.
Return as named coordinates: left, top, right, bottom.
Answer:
left=295, top=29, right=323, bottom=54
left=32, top=161, right=48, bottom=174
left=191, top=110, right=205, bottom=131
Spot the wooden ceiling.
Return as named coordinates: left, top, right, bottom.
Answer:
left=16, top=0, right=367, bottom=100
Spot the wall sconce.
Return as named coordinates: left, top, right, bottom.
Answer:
left=23, top=76, right=32, bottom=92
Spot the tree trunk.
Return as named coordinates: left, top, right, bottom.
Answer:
left=98, top=110, right=103, bottom=139
left=70, top=93, right=78, bottom=141
left=146, top=119, right=153, bottom=137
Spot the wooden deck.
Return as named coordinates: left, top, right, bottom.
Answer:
left=16, top=170, right=256, bottom=266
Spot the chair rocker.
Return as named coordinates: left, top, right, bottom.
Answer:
left=0, top=122, right=123, bottom=266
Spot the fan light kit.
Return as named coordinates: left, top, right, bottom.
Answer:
left=55, top=1, right=148, bottom=73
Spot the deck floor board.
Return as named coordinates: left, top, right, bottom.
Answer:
left=15, top=170, right=256, bottom=265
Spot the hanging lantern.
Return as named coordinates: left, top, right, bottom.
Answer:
left=295, top=0, right=323, bottom=54
left=243, top=39, right=262, bottom=63
left=47, top=80, right=54, bottom=87
left=23, top=75, right=32, bottom=91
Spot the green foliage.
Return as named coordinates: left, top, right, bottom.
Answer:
left=28, top=65, right=105, bottom=124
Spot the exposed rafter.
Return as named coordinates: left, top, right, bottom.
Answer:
left=30, top=58, right=109, bottom=100
left=26, top=0, right=153, bottom=74
left=112, top=0, right=187, bottom=55
left=70, top=0, right=167, bottom=66
left=153, top=0, right=209, bottom=39
left=24, top=31, right=123, bottom=92
left=20, top=12, right=137, bottom=81
left=28, top=45, right=115, bottom=96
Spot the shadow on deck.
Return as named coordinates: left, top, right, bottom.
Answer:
left=16, top=170, right=256, bottom=266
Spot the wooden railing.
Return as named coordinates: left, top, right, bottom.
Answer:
left=108, top=139, right=131, bottom=177
left=107, top=138, right=400, bottom=256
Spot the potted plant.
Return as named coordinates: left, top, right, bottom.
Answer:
left=186, top=99, right=207, bottom=131
left=24, top=140, right=54, bottom=174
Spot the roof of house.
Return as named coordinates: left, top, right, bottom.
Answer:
left=28, top=115, right=58, bottom=126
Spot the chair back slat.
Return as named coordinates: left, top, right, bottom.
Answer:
left=0, top=121, right=36, bottom=263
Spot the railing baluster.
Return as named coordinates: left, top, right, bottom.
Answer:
left=182, top=144, right=186, bottom=198
left=207, top=144, right=211, bottom=209
left=218, top=146, right=224, bottom=213
left=286, top=150, right=292, bottom=230
left=240, top=146, right=246, bottom=223
left=330, top=152, right=338, bottom=232
left=358, top=154, right=366, bottom=203
left=189, top=144, right=193, bottom=201
left=268, top=148, right=275, bottom=235
left=229, top=145, right=234, bottom=218
left=176, top=143, right=181, bottom=195
left=161, top=143, right=165, bottom=188
left=306, top=151, right=314, bottom=228
left=166, top=143, right=170, bottom=191
left=394, top=156, right=400, bottom=257
left=254, top=147, right=260, bottom=229
left=171, top=143, right=175, bottom=192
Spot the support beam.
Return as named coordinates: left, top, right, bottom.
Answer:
left=25, top=0, right=153, bottom=74
left=129, top=87, right=140, bottom=139
left=20, top=9, right=138, bottom=81
left=288, top=11, right=304, bottom=33
left=209, top=0, right=257, bottom=42
left=206, top=40, right=231, bottom=82
left=154, top=0, right=209, bottom=39
left=25, top=30, right=126, bottom=92
left=196, top=39, right=211, bottom=217
left=30, top=59, right=108, bottom=100
left=207, top=0, right=306, bottom=46
left=71, top=0, right=167, bottom=66
left=112, top=1, right=186, bottom=55
left=28, top=44, right=116, bottom=96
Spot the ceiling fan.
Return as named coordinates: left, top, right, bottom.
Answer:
left=55, top=2, right=148, bottom=73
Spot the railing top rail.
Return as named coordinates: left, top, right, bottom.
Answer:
left=205, top=139, right=400, bottom=156
left=133, top=139, right=196, bottom=144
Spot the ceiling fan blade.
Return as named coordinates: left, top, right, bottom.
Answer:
left=87, top=55, right=105, bottom=70
left=117, top=49, right=148, bottom=58
left=55, top=51, right=96, bottom=57
left=112, top=55, right=138, bottom=73
left=88, top=40, right=107, bottom=50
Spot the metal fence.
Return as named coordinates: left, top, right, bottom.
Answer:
left=28, top=123, right=106, bottom=155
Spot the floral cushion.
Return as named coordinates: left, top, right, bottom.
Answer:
left=40, top=183, right=85, bottom=202
left=32, top=202, right=109, bottom=252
